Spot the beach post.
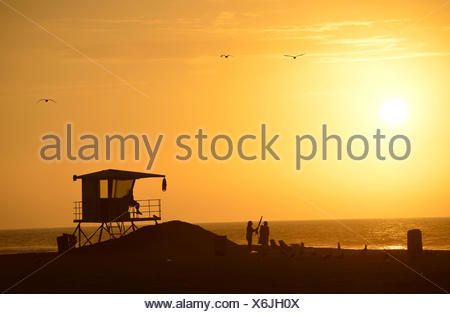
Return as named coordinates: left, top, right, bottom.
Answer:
left=56, top=233, right=77, bottom=254
left=407, top=229, right=423, bottom=256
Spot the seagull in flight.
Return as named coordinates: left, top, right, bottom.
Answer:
left=220, top=54, right=232, bottom=58
left=37, top=98, right=56, bottom=103
left=284, top=53, right=305, bottom=59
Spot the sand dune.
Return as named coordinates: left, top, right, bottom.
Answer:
left=80, top=221, right=237, bottom=254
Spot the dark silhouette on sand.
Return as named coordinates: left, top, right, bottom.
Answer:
left=246, top=221, right=258, bottom=249
left=220, top=54, right=232, bottom=58
left=258, top=221, right=270, bottom=247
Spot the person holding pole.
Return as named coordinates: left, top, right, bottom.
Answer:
left=246, top=217, right=262, bottom=251
left=258, top=221, right=270, bottom=247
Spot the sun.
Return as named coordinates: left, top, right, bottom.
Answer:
left=379, top=98, right=408, bottom=125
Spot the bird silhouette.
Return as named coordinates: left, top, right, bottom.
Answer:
left=284, top=53, right=305, bottom=59
left=220, top=54, right=232, bottom=58
left=37, top=98, right=56, bottom=103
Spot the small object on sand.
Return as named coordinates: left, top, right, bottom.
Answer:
left=337, top=242, right=341, bottom=250
left=361, top=244, right=368, bottom=255
left=300, top=242, right=304, bottom=249
left=56, top=233, right=77, bottom=254
left=279, top=240, right=295, bottom=257
left=270, top=239, right=279, bottom=249
left=293, top=244, right=304, bottom=256
left=407, top=229, right=423, bottom=256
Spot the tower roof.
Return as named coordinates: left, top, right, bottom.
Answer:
left=73, top=169, right=165, bottom=181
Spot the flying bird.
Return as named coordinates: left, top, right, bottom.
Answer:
left=220, top=54, right=232, bottom=58
left=284, top=53, right=305, bottom=59
left=37, top=98, right=56, bottom=103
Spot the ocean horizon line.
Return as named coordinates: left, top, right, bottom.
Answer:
left=1, top=215, right=449, bottom=231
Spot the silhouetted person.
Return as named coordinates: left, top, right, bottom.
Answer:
left=258, top=221, right=270, bottom=247
left=246, top=221, right=257, bottom=250
left=128, top=192, right=142, bottom=215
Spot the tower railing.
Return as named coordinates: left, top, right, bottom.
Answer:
left=73, top=198, right=161, bottom=222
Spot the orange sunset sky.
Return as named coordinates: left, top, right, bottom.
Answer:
left=0, top=0, right=449, bottom=229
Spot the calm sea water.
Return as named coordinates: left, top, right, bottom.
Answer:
left=0, top=218, right=449, bottom=254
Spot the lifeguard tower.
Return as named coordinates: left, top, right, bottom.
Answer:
left=72, top=169, right=166, bottom=247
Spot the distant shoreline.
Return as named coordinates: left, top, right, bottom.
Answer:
left=2, top=217, right=450, bottom=254
left=1, top=216, right=449, bottom=231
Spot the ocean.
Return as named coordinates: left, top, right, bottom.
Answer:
left=0, top=217, right=449, bottom=255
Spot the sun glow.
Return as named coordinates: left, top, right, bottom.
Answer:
left=379, top=98, right=408, bottom=125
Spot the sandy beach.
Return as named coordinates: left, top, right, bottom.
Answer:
left=0, top=221, right=449, bottom=293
